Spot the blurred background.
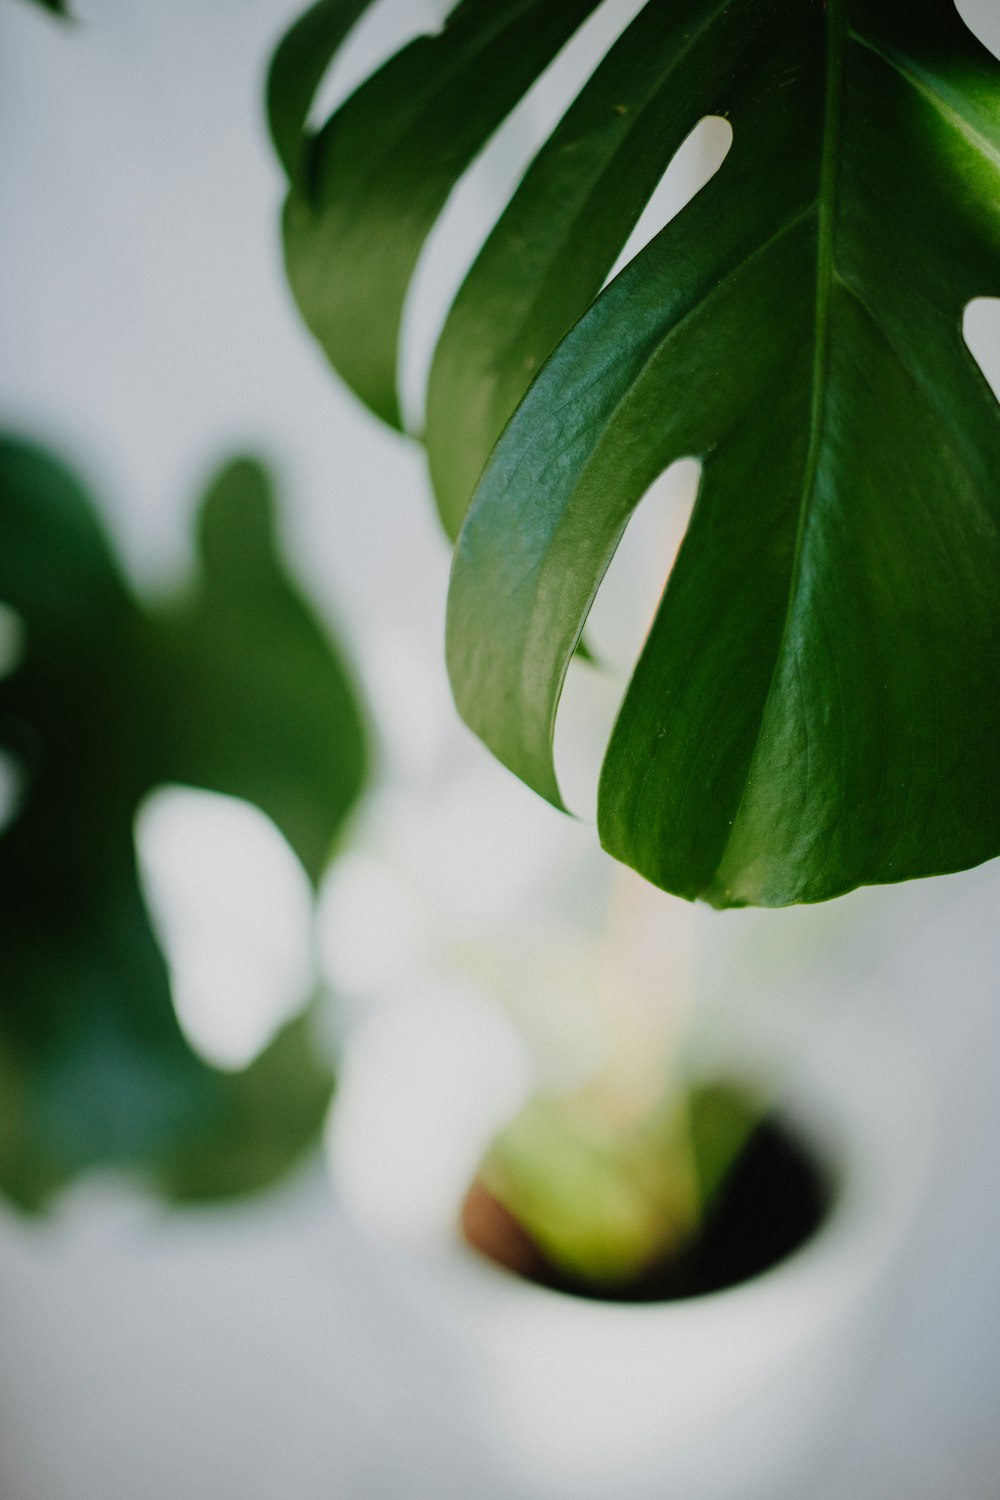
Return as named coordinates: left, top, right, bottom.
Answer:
left=2, top=0, right=1000, bottom=1495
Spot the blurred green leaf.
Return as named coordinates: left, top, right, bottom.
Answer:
left=153, top=1013, right=338, bottom=1203
left=686, top=1080, right=761, bottom=1209
left=267, top=0, right=378, bottom=189
left=478, top=1100, right=692, bottom=1286
left=154, top=459, right=366, bottom=884
left=21, top=0, right=70, bottom=15
left=0, top=438, right=368, bottom=1210
left=478, top=1079, right=761, bottom=1288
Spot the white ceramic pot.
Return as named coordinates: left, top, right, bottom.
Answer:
left=329, top=983, right=930, bottom=1500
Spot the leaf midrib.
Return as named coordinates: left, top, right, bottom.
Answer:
left=533, top=201, right=817, bottom=799
left=850, top=27, right=1000, bottom=170
left=703, top=0, right=847, bottom=899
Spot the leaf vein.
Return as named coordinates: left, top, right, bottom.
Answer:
left=849, top=29, right=1000, bottom=171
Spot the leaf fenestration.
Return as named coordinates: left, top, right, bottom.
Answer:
left=267, top=0, right=379, bottom=188
left=450, top=0, right=1000, bottom=907
left=272, top=0, right=1000, bottom=907
left=278, top=0, right=605, bottom=427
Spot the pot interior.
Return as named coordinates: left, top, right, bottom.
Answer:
left=461, top=1108, right=834, bottom=1304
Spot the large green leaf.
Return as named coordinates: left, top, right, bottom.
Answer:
left=0, top=440, right=367, bottom=1208
left=272, top=0, right=1000, bottom=908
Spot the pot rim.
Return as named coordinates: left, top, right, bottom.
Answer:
left=332, top=1029, right=930, bottom=1323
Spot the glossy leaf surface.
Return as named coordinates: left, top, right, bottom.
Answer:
left=273, top=0, right=1000, bottom=907
left=0, top=441, right=367, bottom=1208
left=449, top=0, right=1000, bottom=906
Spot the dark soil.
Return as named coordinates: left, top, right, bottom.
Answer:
left=461, top=1114, right=832, bottom=1303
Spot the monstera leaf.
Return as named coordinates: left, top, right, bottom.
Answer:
left=272, top=0, right=1000, bottom=908
left=0, top=439, right=367, bottom=1209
